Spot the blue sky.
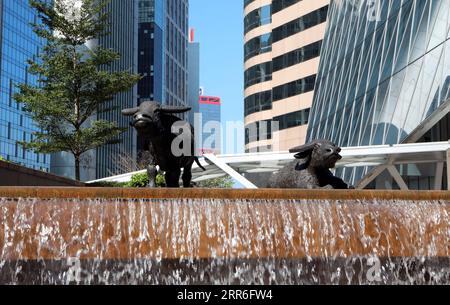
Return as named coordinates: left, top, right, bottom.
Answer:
left=189, top=0, right=245, bottom=154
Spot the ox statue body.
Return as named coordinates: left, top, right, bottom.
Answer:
left=268, top=140, right=353, bottom=189
left=122, top=101, right=205, bottom=188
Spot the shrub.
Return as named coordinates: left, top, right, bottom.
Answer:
left=126, top=172, right=166, bottom=188
left=127, top=173, right=149, bottom=188
left=156, top=173, right=166, bottom=187
left=196, top=176, right=234, bottom=189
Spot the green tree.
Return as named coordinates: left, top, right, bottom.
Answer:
left=15, top=0, right=141, bottom=180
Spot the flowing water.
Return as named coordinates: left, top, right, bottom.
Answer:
left=0, top=197, right=448, bottom=285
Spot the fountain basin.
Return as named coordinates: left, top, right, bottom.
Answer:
left=0, top=188, right=449, bottom=284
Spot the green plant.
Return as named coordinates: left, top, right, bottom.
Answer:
left=126, top=172, right=166, bottom=188
left=156, top=173, right=166, bottom=187
left=127, top=173, right=149, bottom=188
left=196, top=176, right=234, bottom=189
left=89, top=181, right=128, bottom=188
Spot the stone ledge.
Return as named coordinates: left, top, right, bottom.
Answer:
left=0, top=187, right=449, bottom=200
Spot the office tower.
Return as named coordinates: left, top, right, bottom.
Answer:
left=164, top=0, right=189, bottom=111
left=244, top=0, right=329, bottom=152
left=308, top=0, right=450, bottom=188
left=94, top=0, right=139, bottom=179
left=187, top=28, right=200, bottom=127
left=136, top=0, right=189, bottom=155
left=54, top=0, right=190, bottom=180
left=0, top=0, right=50, bottom=171
left=198, top=95, right=221, bottom=154
left=138, top=0, right=164, bottom=103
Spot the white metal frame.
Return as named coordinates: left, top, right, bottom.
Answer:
left=88, top=141, right=450, bottom=190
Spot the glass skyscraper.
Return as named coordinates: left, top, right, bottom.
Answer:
left=136, top=0, right=189, bottom=155
left=308, top=0, right=450, bottom=187
left=138, top=0, right=164, bottom=103
left=95, top=0, right=139, bottom=179
left=164, top=0, right=189, bottom=110
left=0, top=0, right=50, bottom=171
left=53, top=0, right=190, bottom=180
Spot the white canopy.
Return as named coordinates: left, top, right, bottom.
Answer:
left=88, top=141, right=450, bottom=190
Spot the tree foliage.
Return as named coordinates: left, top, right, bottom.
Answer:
left=15, top=0, right=141, bottom=180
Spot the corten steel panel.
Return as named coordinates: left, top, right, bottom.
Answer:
left=0, top=188, right=449, bottom=261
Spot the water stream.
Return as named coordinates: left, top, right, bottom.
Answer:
left=0, top=197, right=448, bottom=284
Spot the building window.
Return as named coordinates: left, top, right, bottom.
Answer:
left=272, top=40, right=322, bottom=72
left=272, top=6, right=328, bottom=43
left=245, top=90, right=272, bottom=116
left=244, top=61, right=272, bottom=88
left=244, top=5, right=272, bottom=34
left=245, top=120, right=273, bottom=144
left=272, top=0, right=302, bottom=14
left=273, top=108, right=310, bottom=130
left=272, top=75, right=316, bottom=101
left=244, top=33, right=272, bottom=61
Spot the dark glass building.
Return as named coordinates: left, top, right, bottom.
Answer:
left=138, top=0, right=164, bottom=103
left=308, top=0, right=450, bottom=188
left=0, top=0, right=50, bottom=171
left=164, top=0, right=189, bottom=110
left=136, top=0, right=189, bottom=154
left=95, top=0, right=139, bottom=179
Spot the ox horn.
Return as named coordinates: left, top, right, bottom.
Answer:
left=159, top=105, right=192, bottom=114
left=121, top=107, right=139, bottom=116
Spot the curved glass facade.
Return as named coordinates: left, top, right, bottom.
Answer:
left=245, top=90, right=272, bottom=116
left=273, top=108, right=310, bottom=130
left=272, top=40, right=322, bottom=72
left=244, top=33, right=272, bottom=61
left=272, top=0, right=302, bottom=14
left=272, top=5, right=328, bottom=43
left=308, top=0, right=450, bottom=184
left=244, top=0, right=256, bottom=9
left=272, top=74, right=316, bottom=101
left=244, top=5, right=271, bottom=34
left=244, top=61, right=272, bottom=88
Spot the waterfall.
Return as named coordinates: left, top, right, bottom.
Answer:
left=0, top=197, right=448, bottom=284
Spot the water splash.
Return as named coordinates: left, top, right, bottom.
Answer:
left=0, top=197, right=448, bottom=285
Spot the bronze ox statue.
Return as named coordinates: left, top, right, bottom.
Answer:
left=269, top=140, right=353, bottom=189
left=122, top=101, right=205, bottom=188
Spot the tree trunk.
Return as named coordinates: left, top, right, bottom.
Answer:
left=75, top=155, right=81, bottom=181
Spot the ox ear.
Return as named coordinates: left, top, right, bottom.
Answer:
left=289, top=141, right=320, bottom=159
left=122, top=107, right=139, bottom=116
left=159, top=106, right=192, bottom=114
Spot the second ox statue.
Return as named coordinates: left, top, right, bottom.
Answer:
left=268, top=140, right=353, bottom=189
left=122, top=101, right=205, bottom=188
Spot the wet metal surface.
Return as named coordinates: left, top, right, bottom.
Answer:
left=0, top=188, right=448, bottom=284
